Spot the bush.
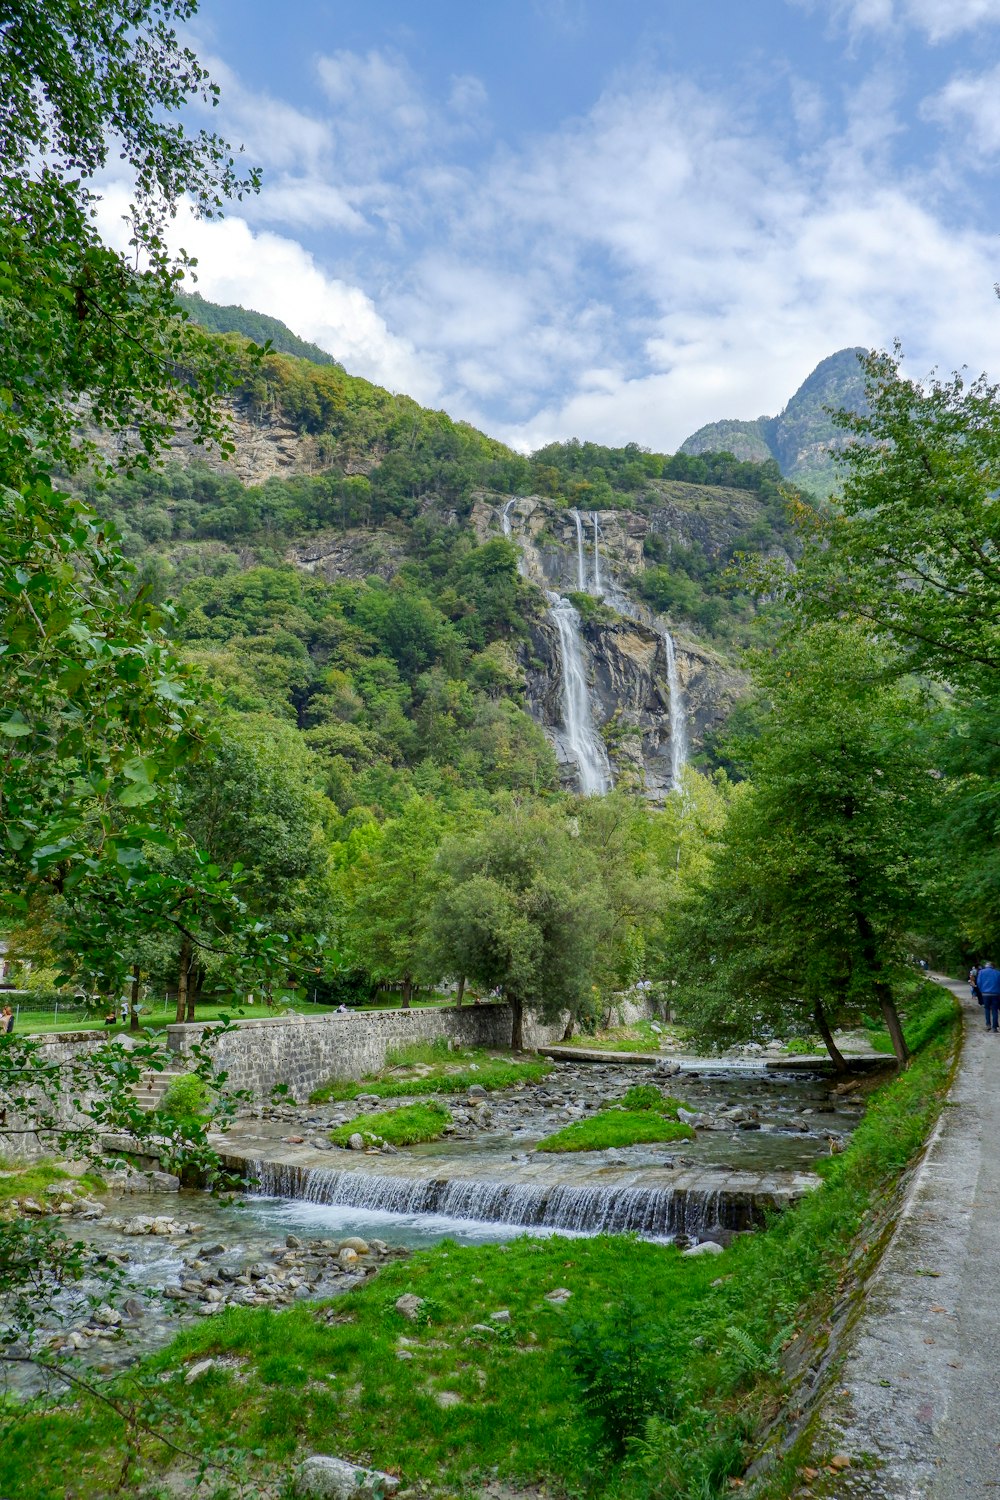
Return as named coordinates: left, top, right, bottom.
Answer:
left=157, top=1073, right=212, bottom=1130
left=566, top=1298, right=676, bottom=1456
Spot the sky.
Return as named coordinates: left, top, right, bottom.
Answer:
left=101, top=0, right=1000, bottom=453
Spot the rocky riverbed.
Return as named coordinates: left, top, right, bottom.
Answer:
left=6, top=1060, right=873, bottom=1387
left=241, top=1057, right=871, bottom=1172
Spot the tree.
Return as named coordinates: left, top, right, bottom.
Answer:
left=668, top=626, right=937, bottom=1068
left=430, top=801, right=600, bottom=1049
left=338, top=798, right=450, bottom=1006
left=0, top=0, right=259, bottom=477
left=794, top=347, right=1000, bottom=692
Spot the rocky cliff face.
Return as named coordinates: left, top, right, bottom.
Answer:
left=479, top=495, right=746, bottom=798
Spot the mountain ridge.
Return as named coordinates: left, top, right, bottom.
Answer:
left=679, top=347, right=868, bottom=495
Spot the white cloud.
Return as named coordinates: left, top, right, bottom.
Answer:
left=94, top=185, right=439, bottom=402
left=800, top=0, right=1000, bottom=39
left=924, top=62, right=1000, bottom=152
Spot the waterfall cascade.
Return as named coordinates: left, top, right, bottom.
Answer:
left=245, top=1159, right=775, bottom=1238
left=500, top=500, right=611, bottom=796
left=548, top=594, right=612, bottom=796
left=662, top=629, right=688, bottom=789
left=592, top=512, right=602, bottom=595
left=570, top=508, right=587, bottom=591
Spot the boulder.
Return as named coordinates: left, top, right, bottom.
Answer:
left=339, top=1238, right=370, bottom=1254
left=347, top=1134, right=365, bottom=1151
left=184, top=1358, right=217, bottom=1384
left=394, top=1293, right=425, bottom=1321
left=683, top=1241, right=724, bottom=1257
left=676, top=1108, right=701, bottom=1127
left=293, top=1456, right=400, bottom=1500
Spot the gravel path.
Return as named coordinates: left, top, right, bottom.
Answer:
left=823, top=977, right=999, bottom=1498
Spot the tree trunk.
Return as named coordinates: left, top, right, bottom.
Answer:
left=186, top=963, right=204, bottom=1023
left=813, top=1000, right=848, bottom=1073
left=876, top=980, right=910, bottom=1068
left=175, top=936, right=192, bottom=1025
left=854, top=910, right=910, bottom=1068
left=129, top=964, right=141, bottom=1033
left=510, top=994, right=524, bottom=1052
left=401, top=977, right=412, bottom=1010
left=455, top=976, right=465, bottom=1007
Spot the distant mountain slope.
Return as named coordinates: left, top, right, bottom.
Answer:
left=178, top=291, right=342, bottom=367
left=679, top=347, right=867, bottom=495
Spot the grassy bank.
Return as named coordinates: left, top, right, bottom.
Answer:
left=329, top=1102, right=452, bottom=1148
left=0, top=983, right=958, bottom=1500
left=311, top=1041, right=551, bottom=1103
left=538, top=1110, right=696, bottom=1152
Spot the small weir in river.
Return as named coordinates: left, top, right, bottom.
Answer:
left=242, top=1159, right=782, bottom=1238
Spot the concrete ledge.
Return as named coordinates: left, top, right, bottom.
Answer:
left=539, top=1045, right=897, bottom=1072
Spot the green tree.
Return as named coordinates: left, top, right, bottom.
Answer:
left=795, top=346, right=1000, bottom=691
left=430, top=801, right=600, bottom=1049
left=338, top=797, right=450, bottom=1006
left=669, top=626, right=936, bottom=1068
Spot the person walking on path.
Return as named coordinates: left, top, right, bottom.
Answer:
left=969, top=963, right=982, bottom=1005
left=977, top=959, right=1000, bottom=1030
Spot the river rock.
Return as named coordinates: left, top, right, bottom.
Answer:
left=676, top=1108, right=701, bottom=1127
left=293, top=1455, right=400, bottom=1499
left=339, top=1238, right=370, bottom=1254
left=544, top=1287, right=572, bottom=1304
left=185, top=1357, right=217, bottom=1384
left=654, top=1059, right=681, bottom=1077
left=347, top=1133, right=365, bottom=1151
left=395, top=1293, right=425, bottom=1320
left=338, top=1249, right=359, bottom=1268
left=683, top=1241, right=724, bottom=1256
left=92, top=1305, right=122, bottom=1327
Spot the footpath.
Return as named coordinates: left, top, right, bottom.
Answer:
left=821, top=976, right=998, bottom=1498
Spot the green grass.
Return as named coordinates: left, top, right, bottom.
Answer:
left=620, top=1085, right=690, bottom=1115
left=576, top=1018, right=665, bottom=1053
left=16, top=1000, right=343, bottom=1034
left=0, top=1161, right=104, bottom=1206
left=329, top=1102, right=452, bottom=1148
left=537, top=1110, right=696, bottom=1153
left=0, top=979, right=959, bottom=1500
left=311, top=1045, right=552, bottom=1103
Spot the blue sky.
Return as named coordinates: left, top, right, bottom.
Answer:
left=100, top=0, right=1000, bottom=452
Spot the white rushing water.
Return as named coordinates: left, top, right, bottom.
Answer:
left=570, top=508, right=587, bottom=591
left=663, top=628, right=688, bottom=789
left=549, top=594, right=613, bottom=795
left=592, top=512, right=602, bottom=595
left=247, top=1161, right=755, bottom=1239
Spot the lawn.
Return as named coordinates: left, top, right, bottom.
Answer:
left=13, top=1000, right=343, bottom=1035
left=311, top=1039, right=552, bottom=1103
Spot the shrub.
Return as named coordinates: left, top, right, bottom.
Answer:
left=566, top=1298, right=676, bottom=1456
left=157, top=1073, right=212, bottom=1130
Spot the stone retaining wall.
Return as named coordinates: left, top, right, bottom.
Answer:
left=166, top=1003, right=568, bottom=1103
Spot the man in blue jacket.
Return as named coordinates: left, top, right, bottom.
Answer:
left=978, top=961, right=1000, bottom=1032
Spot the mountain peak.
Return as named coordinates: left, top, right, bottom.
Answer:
left=679, top=347, right=867, bottom=494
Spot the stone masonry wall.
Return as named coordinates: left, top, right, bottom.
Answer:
left=167, top=1003, right=568, bottom=1104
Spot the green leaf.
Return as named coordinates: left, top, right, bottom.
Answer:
left=118, top=783, right=157, bottom=807
left=0, top=711, right=31, bottom=737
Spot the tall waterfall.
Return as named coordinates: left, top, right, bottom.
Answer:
left=549, top=595, right=612, bottom=796
left=499, top=499, right=611, bottom=796
left=244, top=1159, right=775, bottom=1238
left=570, top=509, right=587, bottom=591
left=592, top=513, right=602, bottom=595
left=663, top=629, right=688, bottom=788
